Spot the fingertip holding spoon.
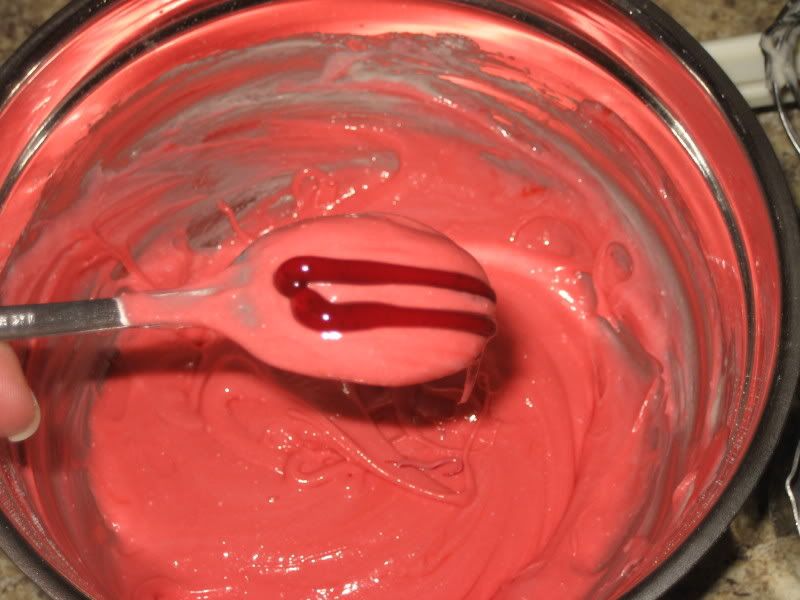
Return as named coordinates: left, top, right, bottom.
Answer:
left=0, top=214, right=496, bottom=386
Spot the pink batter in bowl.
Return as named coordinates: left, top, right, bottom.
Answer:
left=0, top=1, right=798, bottom=599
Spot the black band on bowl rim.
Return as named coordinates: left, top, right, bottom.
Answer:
left=0, top=1, right=797, bottom=599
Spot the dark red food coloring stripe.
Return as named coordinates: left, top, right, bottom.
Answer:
left=274, top=256, right=496, bottom=336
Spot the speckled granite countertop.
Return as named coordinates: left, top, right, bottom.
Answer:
left=0, top=0, right=798, bottom=598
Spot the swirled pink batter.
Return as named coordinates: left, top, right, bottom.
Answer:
left=0, top=4, right=725, bottom=599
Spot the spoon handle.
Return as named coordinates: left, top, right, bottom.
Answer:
left=0, top=298, right=127, bottom=341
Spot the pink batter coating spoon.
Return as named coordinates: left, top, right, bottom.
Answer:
left=0, top=214, right=496, bottom=386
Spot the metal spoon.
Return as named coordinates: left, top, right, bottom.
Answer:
left=0, top=214, right=496, bottom=386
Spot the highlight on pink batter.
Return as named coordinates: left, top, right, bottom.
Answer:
left=273, top=256, right=497, bottom=336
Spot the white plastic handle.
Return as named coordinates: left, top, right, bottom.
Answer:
left=702, top=33, right=772, bottom=108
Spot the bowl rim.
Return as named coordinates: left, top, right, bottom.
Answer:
left=610, top=1, right=800, bottom=597
left=0, top=1, right=798, bottom=598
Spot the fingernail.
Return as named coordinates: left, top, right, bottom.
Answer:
left=8, top=394, right=41, bottom=443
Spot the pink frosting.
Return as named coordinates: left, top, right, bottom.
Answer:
left=0, top=2, right=762, bottom=598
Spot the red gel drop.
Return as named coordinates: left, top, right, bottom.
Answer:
left=274, top=256, right=496, bottom=336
